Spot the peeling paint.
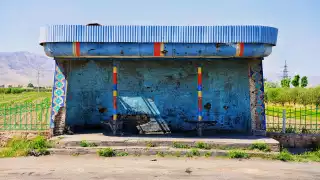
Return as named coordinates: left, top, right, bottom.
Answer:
left=53, top=59, right=253, bottom=132
left=249, top=59, right=265, bottom=131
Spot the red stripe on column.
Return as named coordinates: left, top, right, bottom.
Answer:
left=198, top=98, right=202, bottom=111
left=154, top=42, right=161, bottom=56
left=113, top=97, right=117, bottom=109
left=239, top=43, right=244, bottom=57
left=113, top=73, right=117, bottom=84
left=75, top=42, right=80, bottom=57
left=197, top=74, right=202, bottom=85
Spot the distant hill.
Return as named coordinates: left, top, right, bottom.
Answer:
left=0, top=52, right=54, bottom=87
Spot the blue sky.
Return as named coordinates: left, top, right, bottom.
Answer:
left=0, top=0, right=319, bottom=81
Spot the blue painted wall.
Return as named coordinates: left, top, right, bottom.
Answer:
left=65, top=59, right=251, bottom=132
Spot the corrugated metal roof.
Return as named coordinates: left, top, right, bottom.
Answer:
left=40, top=25, right=278, bottom=45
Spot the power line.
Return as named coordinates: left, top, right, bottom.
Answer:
left=27, top=55, right=54, bottom=93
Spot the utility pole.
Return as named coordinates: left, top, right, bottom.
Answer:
left=37, top=69, right=40, bottom=93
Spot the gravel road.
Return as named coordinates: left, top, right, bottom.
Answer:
left=0, top=155, right=319, bottom=180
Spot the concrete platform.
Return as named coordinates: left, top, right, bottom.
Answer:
left=52, top=133, right=280, bottom=152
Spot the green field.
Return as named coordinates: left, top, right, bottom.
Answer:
left=265, top=105, right=320, bottom=133
left=0, top=92, right=51, bottom=107
left=0, top=92, right=52, bottom=131
left=266, top=105, right=319, bottom=121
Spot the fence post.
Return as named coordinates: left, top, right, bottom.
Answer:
left=282, top=109, right=286, bottom=133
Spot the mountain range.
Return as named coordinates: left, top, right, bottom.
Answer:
left=0, top=52, right=55, bottom=87
left=0, top=52, right=319, bottom=87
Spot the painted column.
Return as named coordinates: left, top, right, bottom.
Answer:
left=248, top=59, right=266, bottom=135
left=50, top=59, right=68, bottom=135
left=197, top=67, right=203, bottom=136
left=112, top=65, right=118, bottom=135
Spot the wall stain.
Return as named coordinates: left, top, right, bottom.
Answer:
left=64, top=59, right=252, bottom=132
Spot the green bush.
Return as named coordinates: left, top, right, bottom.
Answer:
left=195, top=142, right=211, bottom=150
left=172, top=142, right=190, bottom=149
left=97, top=148, right=115, bottom=157
left=265, top=86, right=320, bottom=106
left=80, top=140, right=97, bottom=147
left=249, top=142, right=271, bottom=152
left=0, top=136, right=51, bottom=158
left=116, top=151, right=129, bottom=157
left=0, top=88, right=26, bottom=94
left=186, top=148, right=200, bottom=157
left=275, top=149, right=294, bottom=161
left=204, top=151, right=212, bottom=157
left=228, top=150, right=249, bottom=159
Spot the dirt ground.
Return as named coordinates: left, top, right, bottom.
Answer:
left=0, top=155, right=319, bottom=180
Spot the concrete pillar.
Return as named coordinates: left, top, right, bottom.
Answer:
left=248, top=59, right=266, bottom=136
left=50, top=59, right=68, bottom=135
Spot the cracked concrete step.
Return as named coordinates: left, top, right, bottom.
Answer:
left=53, top=135, right=280, bottom=152
left=48, top=146, right=279, bottom=157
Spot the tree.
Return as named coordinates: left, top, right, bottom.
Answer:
left=311, top=87, right=320, bottom=106
left=27, top=83, right=34, bottom=88
left=265, top=88, right=281, bottom=104
left=291, top=74, right=300, bottom=87
left=287, top=88, right=300, bottom=105
left=265, top=81, right=279, bottom=88
left=298, top=90, right=312, bottom=106
left=276, top=89, right=290, bottom=106
left=281, top=78, right=290, bottom=88
left=301, top=76, right=308, bottom=88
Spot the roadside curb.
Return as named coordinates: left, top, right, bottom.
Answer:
left=48, top=146, right=279, bottom=158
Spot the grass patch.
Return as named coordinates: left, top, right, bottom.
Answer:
left=195, top=142, right=211, bottom=150
left=72, top=152, right=80, bottom=156
left=97, top=148, right=115, bottom=157
left=0, top=136, right=51, bottom=158
left=274, top=149, right=295, bottom=161
left=116, top=151, right=129, bottom=157
left=172, top=142, right=190, bottom=149
left=204, top=151, right=212, bottom=157
left=296, top=150, right=320, bottom=162
left=249, top=142, right=271, bottom=152
left=274, top=149, right=320, bottom=162
left=173, top=151, right=182, bottom=157
left=228, top=150, right=249, bottom=159
left=146, top=141, right=156, bottom=148
left=80, top=140, right=97, bottom=147
left=186, top=148, right=200, bottom=157
left=156, top=151, right=166, bottom=157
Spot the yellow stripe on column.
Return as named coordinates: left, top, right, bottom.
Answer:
left=160, top=43, right=165, bottom=56
left=198, top=91, right=202, bottom=97
left=72, top=42, right=76, bottom=57
left=113, top=91, right=117, bottom=97
left=197, top=67, right=202, bottom=74
left=236, top=43, right=240, bottom=56
left=113, top=114, right=117, bottom=120
left=113, top=67, right=117, bottom=73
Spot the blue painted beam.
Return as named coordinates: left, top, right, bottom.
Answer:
left=43, top=42, right=272, bottom=58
